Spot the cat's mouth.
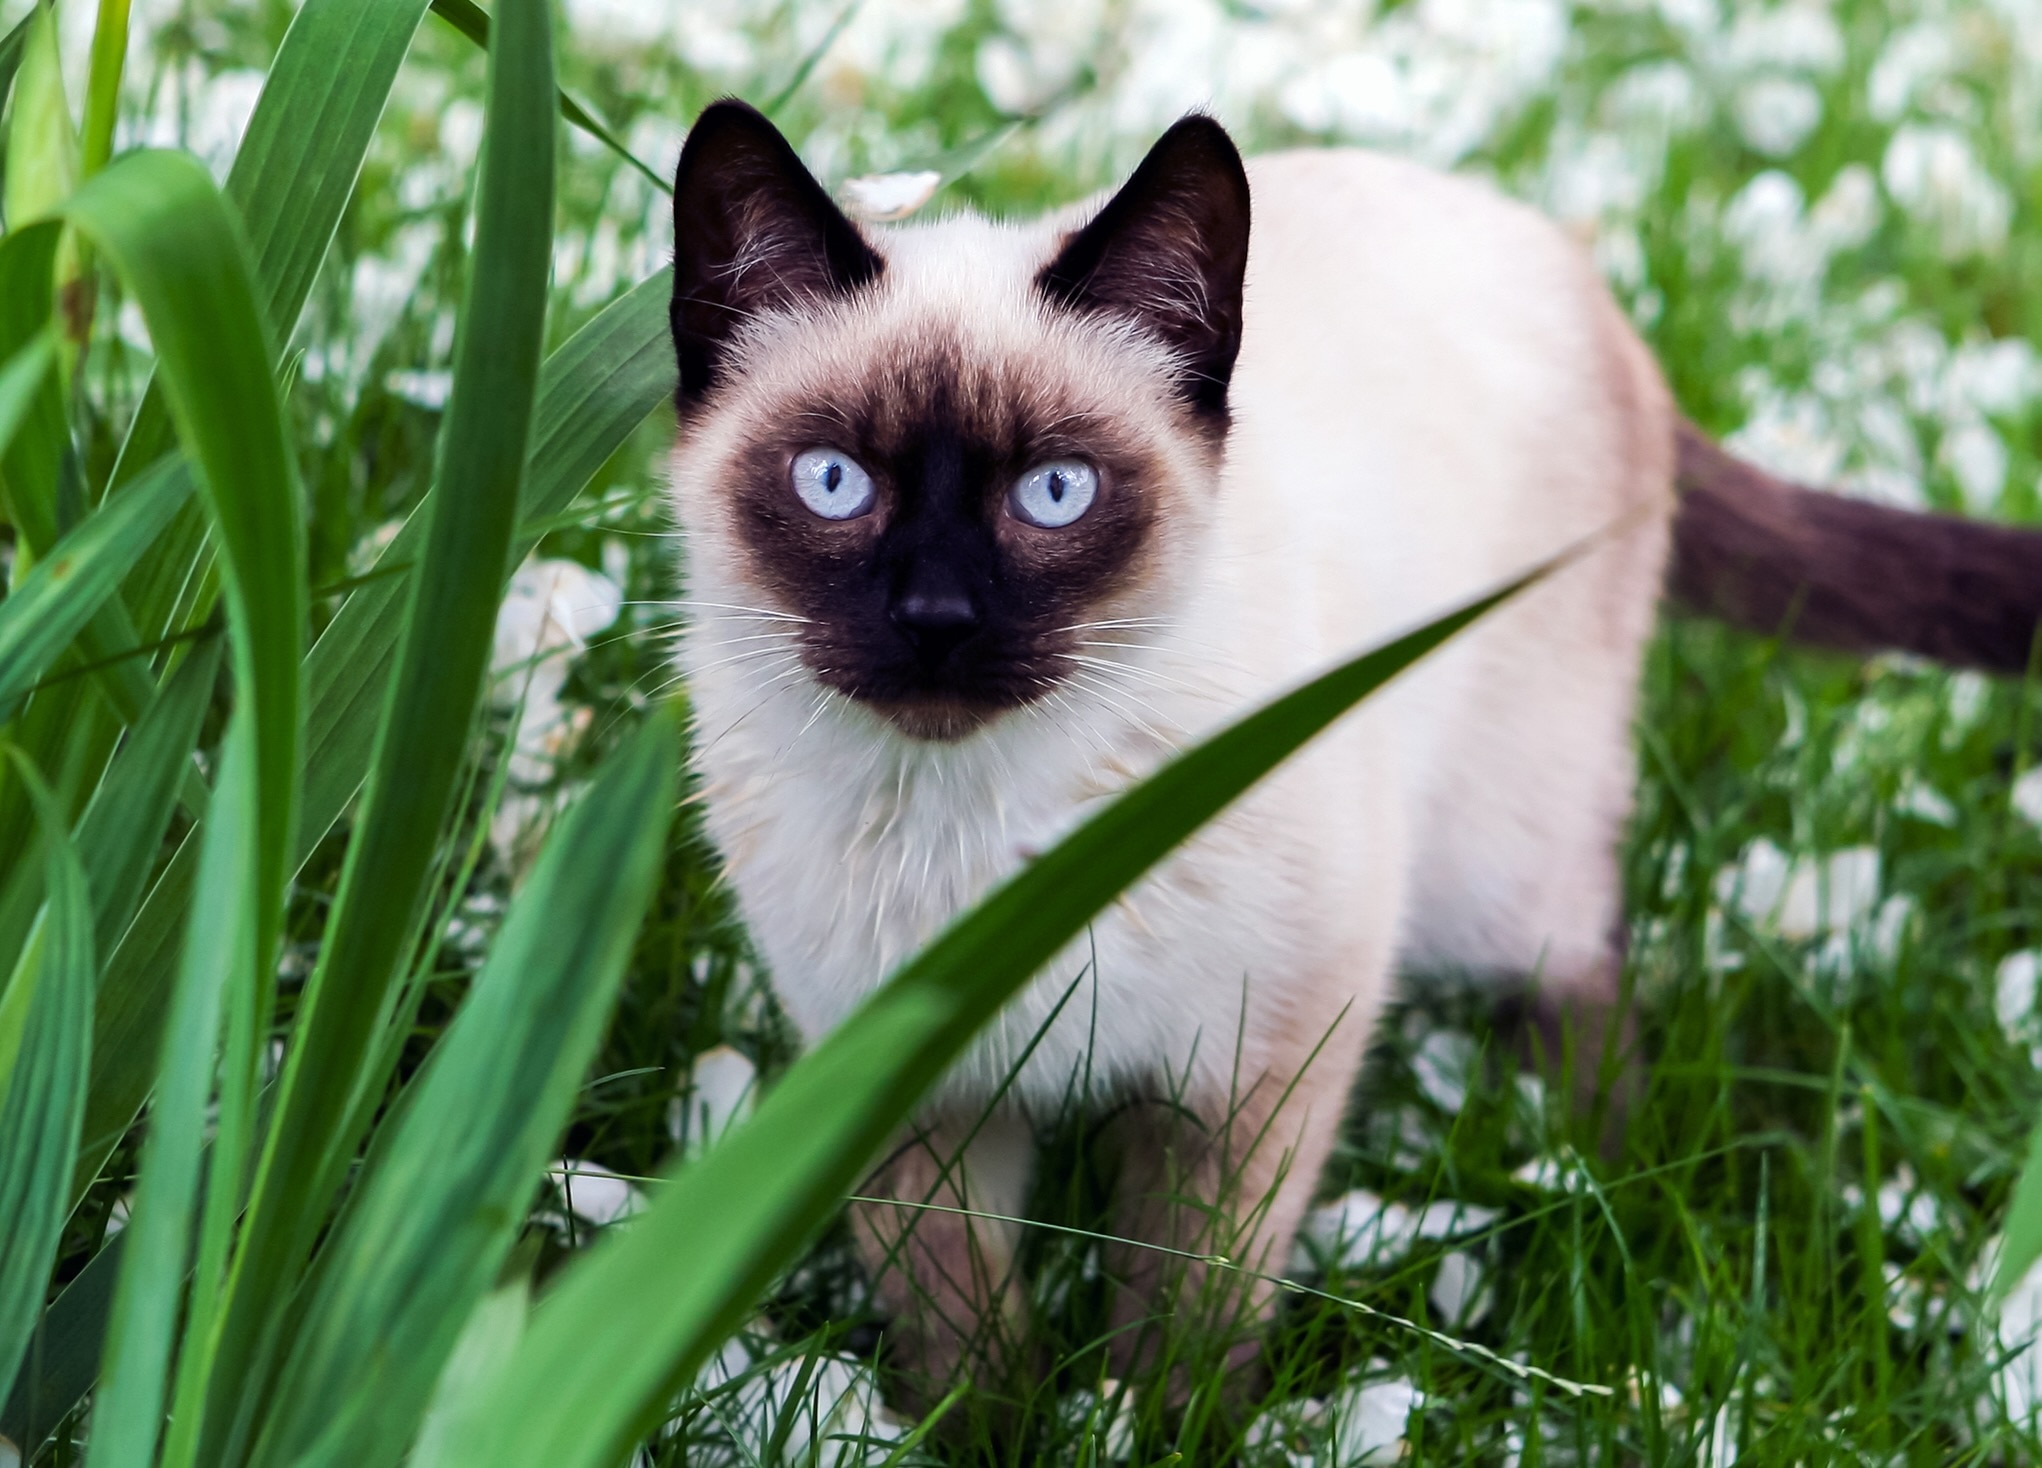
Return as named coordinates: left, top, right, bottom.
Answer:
left=862, top=695, right=1004, bottom=742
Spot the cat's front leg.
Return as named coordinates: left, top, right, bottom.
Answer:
left=1100, top=1016, right=1373, bottom=1394
left=849, top=1104, right=1036, bottom=1411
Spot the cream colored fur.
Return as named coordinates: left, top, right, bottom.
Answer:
left=668, top=147, right=1675, bottom=1381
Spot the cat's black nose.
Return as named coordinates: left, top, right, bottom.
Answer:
left=892, top=589, right=980, bottom=663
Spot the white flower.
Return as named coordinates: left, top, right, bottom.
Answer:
left=563, top=0, right=671, bottom=49
left=1298, top=1188, right=1501, bottom=1269
left=384, top=369, right=452, bottom=410
left=554, top=1158, right=644, bottom=1228
left=685, top=1329, right=906, bottom=1467
left=1945, top=338, right=2042, bottom=419
left=1868, top=23, right=1959, bottom=122
left=1410, top=1028, right=1477, bottom=1112
left=1896, top=778, right=1957, bottom=827
left=1716, top=841, right=1880, bottom=940
left=1329, top=1370, right=1424, bottom=1465
left=488, top=557, right=624, bottom=860
left=1430, top=1248, right=1493, bottom=1326
left=1883, top=124, right=2012, bottom=258
left=1061, top=1379, right=1137, bottom=1462
left=1843, top=1165, right=1943, bottom=1245
left=348, top=221, right=445, bottom=387
left=2013, top=766, right=2042, bottom=830
left=1999, top=951, right=2042, bottom=1041
left=1734, top=76, right=1821, bottom=157
left=668, top=1045, right=759, bottom=1155
left=1981, top=1239, right=2042, bottom=1425
left=440, top=99, right=485, bottom=173
left=840, top=170, right=943, bottom=222
left=190, top=70, right=269, bottom=182
left=1722, top=2, right=1845, bottom=76
left=1511, top=1153, right=1585, bottom=1192
left=1940, top=419, right=2008, bottom=510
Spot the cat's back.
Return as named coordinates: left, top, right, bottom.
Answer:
left=1224, top=146, right=1666, bottom=640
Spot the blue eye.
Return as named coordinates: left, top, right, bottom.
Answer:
left=791, top=447, right=876, bottom=520
left=1009, top=459, right=1098, bottom=528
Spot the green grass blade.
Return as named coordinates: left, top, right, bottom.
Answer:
left=299, top=268, right=674, bottom=857
left=81, top=0, right=131, bottom=176
left=104, top=0, right=433, bottom=494
left=0, top=1230, right=119, bottom=1455
left=0, top=223, right=66, bottom=558
left=0, top=11, right=35, bottom=120
left=2, top=4, right=80, bottom=229
left=84, top=719, right=257, bottom=1468
left=0, top=330, right=54, bottom=465
left=1995, top=1122, right=2042, bottom=1295
left=60, top=150, right=306, bottom=967
left=429, top=569, right=1545, bottom=1468
left=72, top=631, right=220, bottom=987
left=0, top=460, right=193, bottom=725
left=430, top=0, right=668, bottom=193
left=201, top=1, right=555, bottom=1455
left=761, top=0, right=861, bottom=118
left=76, top=268, right=673, bottom=1212
left=0, top=753, right=95, bottom=1409
left=250, top=708, right=681, bottom=1468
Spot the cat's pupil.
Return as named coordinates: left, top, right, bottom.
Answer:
left=824, top=463, right=843, bottom=493
left=1048, top=472, right=1065, bottom=503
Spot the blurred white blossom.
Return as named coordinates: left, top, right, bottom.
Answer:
left=668, top=1044, right=759, bottom=1156
left=1883, top=123, right=2012, bottom=257
left=841, top=169, right=942, bottom=221
left=553, top=1158, right=644, bottom=1228
left=489, top=556, right=624, bottom=862
left=684, top=1328, right=908, bottom=1467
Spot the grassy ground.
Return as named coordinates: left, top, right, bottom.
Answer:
left=25, top=0, right=2042, bottom=1461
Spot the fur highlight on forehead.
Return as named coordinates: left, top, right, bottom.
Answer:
left=674, top=211, right=1212, bottom=470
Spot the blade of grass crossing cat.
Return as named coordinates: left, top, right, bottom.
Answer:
left=429, top=567, right=1548, bottom=1468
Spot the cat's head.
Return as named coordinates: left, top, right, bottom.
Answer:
left=666, top=101, right=1249, bottom=742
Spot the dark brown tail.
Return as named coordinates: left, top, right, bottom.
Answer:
left=1669, top=420, right=2042, bottom=675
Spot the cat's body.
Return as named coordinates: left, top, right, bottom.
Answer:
left=678, top=146, right=1663, bottom=1099
left=662, top=103, right=2042, bottom=1400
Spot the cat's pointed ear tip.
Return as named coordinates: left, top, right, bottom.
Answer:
left=675, top=98, right=792, bottom=177
left=691, top=97, right=774, bottom=134
left=1159, top=114, right=1245, bottom=163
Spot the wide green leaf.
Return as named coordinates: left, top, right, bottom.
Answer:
left=249, top=707, right=681, bottom=1468
left=0, top=754, right=94, bottom=1411
left=2, top=4, right=80, bottom=232
left=430, top=570, right=1542, bottom=1468
left=0, top=330, right=54, bottom=466
left=58, top=151, right=306, bottom=967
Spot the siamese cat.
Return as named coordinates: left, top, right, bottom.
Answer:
left=663, top=99, right=2042, bottom=1398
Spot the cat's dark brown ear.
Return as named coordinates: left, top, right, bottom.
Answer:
left=670, top=99, right=883, bottom=402
left=1036, top=115, right=1250, bottom=422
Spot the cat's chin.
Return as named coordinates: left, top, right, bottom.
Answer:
left=866, top=697, right=1005, bottom=743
